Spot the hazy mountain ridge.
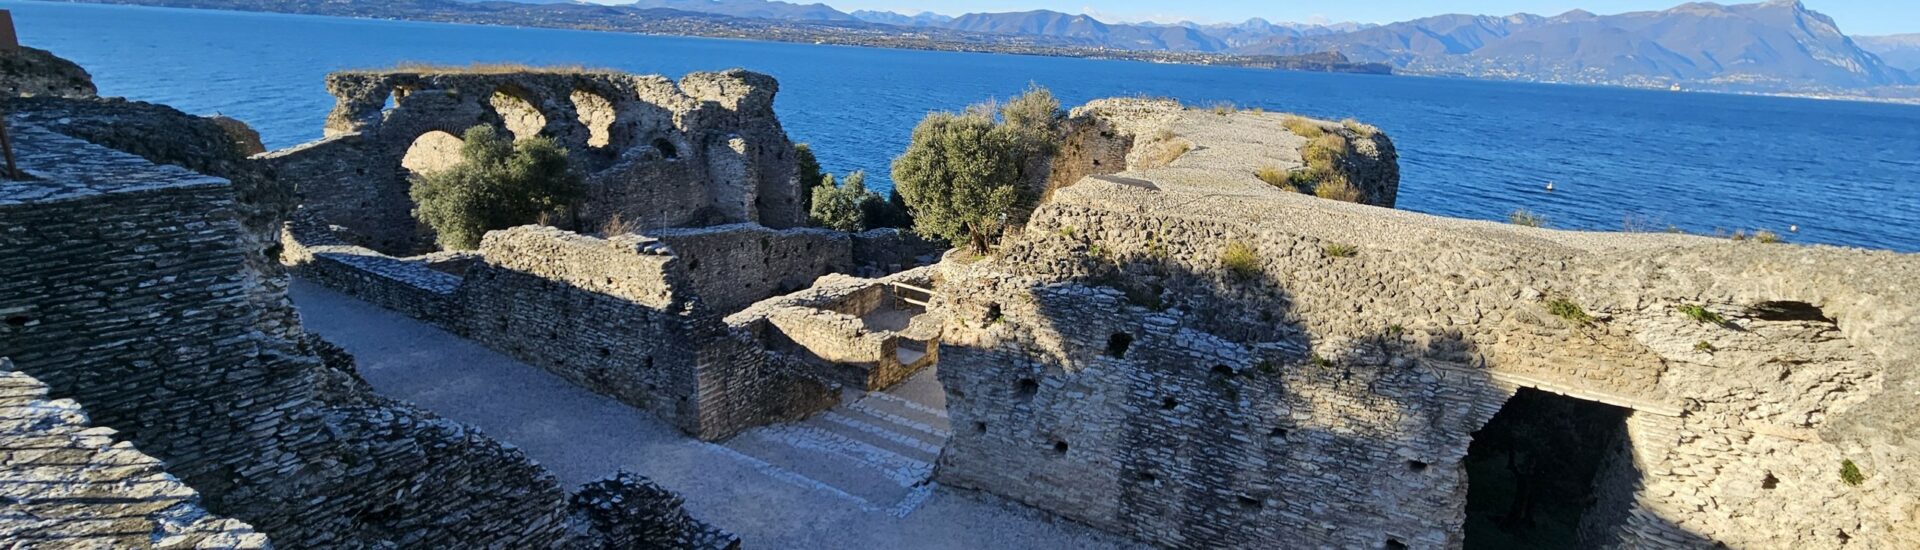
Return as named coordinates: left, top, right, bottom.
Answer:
left=1858, top=34, right=1920, bottom=72
left=624, top=0, right=855, bottom=21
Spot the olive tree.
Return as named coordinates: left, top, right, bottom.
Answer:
left=891, top=86, right=1063, bottom=254
left=809, top=170, right=882, bottom=232
left=410, top=125, right=583, bottom=250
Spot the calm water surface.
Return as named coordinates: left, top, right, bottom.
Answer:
left=9, top=1, right=1918, bottom=251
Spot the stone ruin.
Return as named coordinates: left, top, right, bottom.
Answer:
left=928, top=100, right=1919, bottom=548
left=265, top=68, right=808, bottom=255
left=3, top=46, right=1915, bottom=550
left=1, top=62, right=737, bottom=547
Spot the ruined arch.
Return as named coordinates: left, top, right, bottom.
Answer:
left=489, top=85, right=547, bottom=141
left=401, top=130, right=465, bottom=177
left=1461, top=387, right=1633, bottom=549
left=570, top=88, right=617, bottom=149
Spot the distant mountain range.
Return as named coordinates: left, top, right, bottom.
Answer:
left=97, top=0, right=1920, bottom=97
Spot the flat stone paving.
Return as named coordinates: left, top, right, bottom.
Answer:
left=290, top=280, right=1142, bottom=550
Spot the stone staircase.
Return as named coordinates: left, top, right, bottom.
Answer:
left=719, top=368, right=951, bottom=518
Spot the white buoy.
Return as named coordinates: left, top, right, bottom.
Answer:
left=1545, top=181, right=1555, bottom=192
left=1789, top=225, right=1799, bottom=233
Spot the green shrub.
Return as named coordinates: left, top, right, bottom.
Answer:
left=410, top=125, right=583, bottom=250
left=1313, top=174, right=1365, bottom=203
left=795, top=143, right=824, bottom=209
left=1676, top=304, right=1727, bottom=325
left=1694, top=340, right=1716, bottom=352
left=1311, top=354, right=1334, bottom=368
left=1220, top=240, right=1262, bottom=280
left=1754, top=230, right=1783, bottom=244
left=1546, top=298, right=1594, bottom=327
left=1324, top=243, right=1358, bottom=258
left=892, top=86, right=1059, bottom=253
left=1509, top=209, right=1548, bottom=228
left=1840, top=459, right=1866, bottom=486
left=809, top=171, right=883, bottom=232
left=1255, top=165, right=1295, bottom=190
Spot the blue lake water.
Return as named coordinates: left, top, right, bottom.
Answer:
left=8, top=0, right=1918, bottom=251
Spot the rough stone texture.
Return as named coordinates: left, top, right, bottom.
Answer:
left=285, top=221, right=851, bottom=440
left=727, top=266, right=943, bottom=392
left=209, top=115, right=269, bottom=156
left=264, top=68, right=805, bottom=255
left=1045, top=98, right=1400, bottom=208
left=0, top=362, right=271, bottom=549
left=851, top=227, right=947, bottom=277
left=570, top=472, right=741, bottom=550
left=930, top=107, right=1915, bottom=549
left=0, top=46, right=95, bottom=98
left=0, top=126, right=731, bottom=548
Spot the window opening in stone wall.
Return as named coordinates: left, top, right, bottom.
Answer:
left=401, top=130, right=465, bottom=177
left=1105, top=332, right=1133, bottom=358
left=570, top=88, right=616, bottom=148
left=652, top=138, right=680, bottom=160
left=1464, top=387, right=1630, bottom=549
left=489, top=86, right=547, bottom=141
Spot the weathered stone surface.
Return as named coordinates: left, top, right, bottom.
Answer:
left=0, top=125, right=732, bottom=548
left=931, top=105, right=1915, bottom=549
left=727, top=266, right=943, bottom=392
left=265, top=68, right=805, bottom=254
left=570, top=472, right=741, bottom=550
left=0, top=46, right=95, bottom=98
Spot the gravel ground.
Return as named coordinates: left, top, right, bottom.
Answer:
left=290, top=279, right=1143, bottom=550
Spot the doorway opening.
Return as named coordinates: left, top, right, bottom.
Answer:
left=1464, top=387, right=1631, bottom=549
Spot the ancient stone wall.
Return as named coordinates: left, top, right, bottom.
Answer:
left=0, top=363, right=269, bottom=548
left=266, top=69, right=804, bottom=254
left=931, top=113, right=1916, bottom=548
left=650, top=223, right=853, bottom=313
left=726, top=267, right=942, bottom=392
left=0, top=46, right=95, bottom=98
left=0, top=125, right=731, bottom=548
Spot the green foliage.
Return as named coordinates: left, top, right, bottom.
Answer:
left=1220, top=240, right=1262, bottom=280
left=1313, top=174, right=1364, bottom=203
left=1282, top=116, right=1325, bottom=138
left=809, top=171, right=883, bottom=232
left=1285, top=128, right=1362, bottom=203
left=892, top=86, right=1061, bottom=253
left=1386, top=324, right=1406, bottom=337
left=1546, top=298, right=1595, bottom=327
left=1754, top=230, right=1783, bottom=244
left=1256, top=360, right=1279, bottom=375
left=410, top=125, right=583, bottom=250
left=1255, top=165, right=1297, bottom=191
left=1676, top=304, right=1727, bottom=325
left=1694, top=340, right=1716, bottom=352
left=1324, top=243, right=1359, bottom=258
left=1840, top=459, right=1865, bottom=486
left=1510, top=209, right=1548, bottom=228
left=795, top=143, right=824, bottom=210
left=1311, top=354, right=1334, bottom=368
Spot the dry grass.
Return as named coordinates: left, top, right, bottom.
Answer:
left=1341, top=118, right=1380, bottom=138
left=1509, top=209, right=1548, bottom=228
left=1209, top=102, right=1238, bottom=116
left=1255, top=165, right=1296, bottom=190
left=1312, top=174, right=1365, bottom=203
left=600, top=213, right=639, bottom=237
left=1324, top=243, right=1359, bottom=258
left=362, top=61, right=618, bottom=75
left=1282, top=116, right=1325, bottom=138
left=1137, top=127, right=1192, bottom=169
left=1754, top=230, right=1783, bottom=244
left=1220, top=240, right=1263, bottom=280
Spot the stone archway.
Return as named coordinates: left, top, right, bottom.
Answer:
left=1462, top=387, right=1633, bottom=549
left=401, top=130, right=465, bottom=177
left=570, top=88, right=617, bottom=149
left=489, top=85, right=547, bottom=141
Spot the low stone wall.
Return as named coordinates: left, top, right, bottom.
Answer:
left=650, top=223, right=853, bottom=313
left=0, top=363, right=269, bottom=548
left=727, top=268, right=942, bottom=392
left=283, top=211, right=462, bottom=324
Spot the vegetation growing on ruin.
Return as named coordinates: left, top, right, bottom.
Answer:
left=1137, top=127, right=1193, bottom=169
left=599, top=213, right=638, bottom=237
left=1275, top=118, right=1364, bottom=204
left=1840, top=459, right=1866, bottom=486
left=1509, top=209, right=1548, bottom=228
left=410, top=125, right=583, bottom=250
left=809, top=171, right=883, bottom=232
left=1220, top=240, right=1263, bottom=280
left=893, top=86, right=1060, bottom=253
left=1324, top=243, right=1359, bottom=258
left=795, top=143, right=824, bottom=210
left=1209, top=102, right=1237, bottom=116
left=1313, top=175, right=1365, bottom=203
left=1545, top=298, right=1595, bottom=327
left=1695, top=340, right=1716, bottom=352
left=1341, top=118, right=1380, bottom=137
left=1255, top=165, right=1294, bottom=190
left=1282, top=116, right=1324, bottom=138
left=1676, top=304, right=1727, bottom=325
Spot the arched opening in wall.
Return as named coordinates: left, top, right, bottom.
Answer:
left=1463, top=387, right=1632, bottom=549
left=401, top=130, right=466, bottom=177
left=570, top=89, right=616, bottom=148
left=489, top=86, right=547, bottom=141
left=653, top=138, right=680, bottom=160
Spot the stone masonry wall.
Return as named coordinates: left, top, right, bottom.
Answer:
left=931, top=111, right=1917, bottom=549
left=266, top=69, right=803, bottom=255
left=0, top=126, right=729, bottom=548
left=0, top=362, right=269, bottom=549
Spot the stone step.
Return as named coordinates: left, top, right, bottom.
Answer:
left=809, top=411, right=942, bottom=463
left=845, top=399, right=951, bottom=442
left=724, top=423, right=932, bottom=506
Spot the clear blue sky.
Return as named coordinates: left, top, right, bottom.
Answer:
left=627, top=1, right=1913, bottom=36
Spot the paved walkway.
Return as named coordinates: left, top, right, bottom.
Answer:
left=290, top=280, right=1140, bottom=550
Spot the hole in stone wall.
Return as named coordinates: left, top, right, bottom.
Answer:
left=5, top=315, right=29, bottom=327
left=1464, top=387, right=1631, bottom=549
left=974, top=421, right=987, bottom=434
left=489, top=86, right=547, bottom=141
left=1161, top=397, right=1178, bottom=411
left=1135, top=470, right=1157, bottom=483
left=1385, top=539, right=1409, bottom=550
left=1212, top=364, right=1235, bottom=378
left=1268, top=427, right=1288, bottom=441
left=569, top=88, right=616, bottom=148
left=984, top=303, right=1004, bottom=325
left=652, top=138, right=680, bottom=160
left=1016, top=378, right=1039, bottom=399
left=1237, top=495, right=1262, bottom=510
left=1408, top=460, right=1429, bottom=472
left=1053, top=440, right=1069, bottom=455
left=1762, top=472, right=1779, bottom=489
left=401, top=130, right=465, bottom=177
left=1105, top=332, right=1134, bottom=358
left=1748, top=301, right=1833, bottom=323
left=688, top=258, right=701, bottom=272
